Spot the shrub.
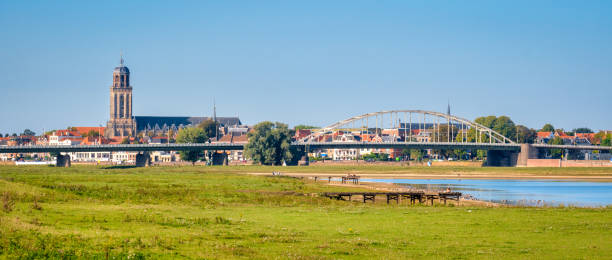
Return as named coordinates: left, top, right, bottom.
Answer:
left=2, top=192, right=15, bottom=213
left=32, top=197, right=43, bottom=211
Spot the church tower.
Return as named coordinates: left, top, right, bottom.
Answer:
left=105, top=56, right=136, bottom=138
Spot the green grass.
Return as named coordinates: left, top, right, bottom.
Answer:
left=0, top=165, right=610, bottom=259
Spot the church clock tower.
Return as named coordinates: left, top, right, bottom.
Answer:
left=105, top=57, right=136, bottom=138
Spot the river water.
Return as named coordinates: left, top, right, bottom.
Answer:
left=360, top=178, right=612, bottom=207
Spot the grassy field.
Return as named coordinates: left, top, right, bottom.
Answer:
left=0, top=165, right=610, bottom=259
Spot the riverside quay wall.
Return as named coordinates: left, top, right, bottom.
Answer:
left=523, top=159, right=612, bottom=167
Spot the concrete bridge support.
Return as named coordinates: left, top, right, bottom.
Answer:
left=485, top=150, right=519, bottom=167
left=212, top=152, right=228, bottom=165
left=486, top=144, right=541, bottom=167
left=56, top=154, right=71, bottom=167
left=516, top=144, right=540, bottom=167
left=135, top=152, right=151, bottom=167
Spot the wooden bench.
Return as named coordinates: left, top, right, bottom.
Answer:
left=341, top=176, right=360, bottom=184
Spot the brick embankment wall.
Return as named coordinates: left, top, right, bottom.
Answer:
left=524, top=159, right=561, bottom=167
left=562, top=160, right=612, bottom=167
left=525, top=159, right=612, bottom=167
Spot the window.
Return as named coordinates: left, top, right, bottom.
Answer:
left=119, top=95, right=124, bottom=118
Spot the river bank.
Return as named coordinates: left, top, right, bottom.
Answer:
left=312, top=176, right=498, bottom=207
left=249, top=170, right=612, bottom=206
left=247, top=171, right=612, bottom=181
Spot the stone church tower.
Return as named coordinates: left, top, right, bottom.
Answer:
left=105, top=57, right=136, bottom=138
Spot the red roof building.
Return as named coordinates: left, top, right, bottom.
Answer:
left=73, top=127, right=106, bottom=137
left=294, top=129, right=312, bottom=140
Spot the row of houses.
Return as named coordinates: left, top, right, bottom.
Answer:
left=0, top=125, right=251, bottom=164
left=536, top=131, right=596, bottom=145
left=3, top=125, right=611, bottom=163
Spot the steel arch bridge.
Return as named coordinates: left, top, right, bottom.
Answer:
left=297, top=110, right=515, bottom=145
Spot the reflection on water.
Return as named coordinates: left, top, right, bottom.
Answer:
left=360, top=178, right=612, bottom=207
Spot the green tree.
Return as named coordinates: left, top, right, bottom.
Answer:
left=453, top=149, right=467, bottom=160
left=473, top=115, right=516, bottom=142
left=516, top=125, right=536, bottom=143
left=548, top=136, right=564, bottom=159
left=244, top=121, right=293, bottom=165
left=541, top=124, right=555, bottom=132
left=22, top=129, right=36, bottom=136
left=121, top=137, right=130, bottom=144
left=602, top=135, right=612, bottom=147
left=294, top=125, right=319, bottom=130
left=168, top=129, right=175, bottom=142
left=286, top=145, right=306, bottom=165
left=84, top=130, right=100, bottom=138
left=573, top=128, right=593, bottom=134
left=592, top=131, right=609, bottom=145
left=197, top=120, right=219, bottom=140
left=400, top=149, right=410, bottom=160
left=492, top=116, right=516, bottom=139
left=474, top=116, right=497, bottom=129
left=410, top=149, right=424, bottom=162
left=176, top=127, right=208, bottom=165
left=476, top=150, right=487, bottom=160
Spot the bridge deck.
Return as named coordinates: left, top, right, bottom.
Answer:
left=0, top=142, right=610, bottom=154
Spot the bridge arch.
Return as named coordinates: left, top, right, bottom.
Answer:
left=299, top=110, right=515, bottom=144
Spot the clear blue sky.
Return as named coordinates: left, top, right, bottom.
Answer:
left=1, top=1, right=611, bottom=135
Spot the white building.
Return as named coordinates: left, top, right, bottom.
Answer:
left=151, top=151, right=176, bottom=163
left=329, top=134, right=360, bottom=161
left=48, top=130, right=111, bottom=162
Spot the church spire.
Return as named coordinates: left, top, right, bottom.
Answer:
left=120, top=51, right=124, bottom=66
left=447, top=100, right=451, bottom=115
left=213, top=98, right=217, bottom=123
left=213, top=98, right=219, bottom=140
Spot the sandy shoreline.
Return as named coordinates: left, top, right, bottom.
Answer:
left=247, top=172, right=612, bottom=181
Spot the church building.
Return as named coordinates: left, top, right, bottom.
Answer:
left=105, top=57, right=241, bottom=138
left=105, top=57, right=136, bottom=137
